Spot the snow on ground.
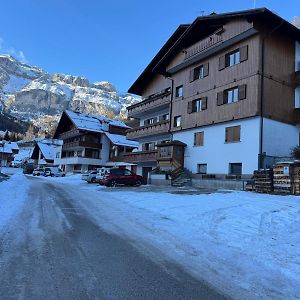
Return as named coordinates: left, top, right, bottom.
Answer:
left=0, top=168, right=29, bottom=231
left=1, top=171, right=299, bottom=299
left=41, top=174, right=300, bottom=300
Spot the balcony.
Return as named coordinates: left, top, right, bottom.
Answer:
left=62, top=141, right=101, bottom=150
left=123, top=150, right=158, bottom=163
left=56, top=156, right=103, bottom=165
left=184, top=30, right=223, bottom=60
left=126, top=121, right=169, bottom=140
left=127, top=89, right=171, bottom=118
left=58, top=129, right=82, bottom=140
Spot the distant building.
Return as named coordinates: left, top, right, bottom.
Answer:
left=53, top=110, right=138, bottom=173
left=0, top=141, right=19, bottom=166
left=31, top=139, right=63, bottom=166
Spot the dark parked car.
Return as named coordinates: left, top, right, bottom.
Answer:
left=101, top=168, right=143, bottom=187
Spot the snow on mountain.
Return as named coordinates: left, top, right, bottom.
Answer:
left=0, top=54, right=141, bottom=133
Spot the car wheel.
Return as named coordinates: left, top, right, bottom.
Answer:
left=109, top=180, right=117, bottom=187
left=135, top=180, right=142, bottom=186
left=91, top=177, right=96, bottom=183
left=37, top=173, right=40, bottom=176
left=51, top=174, right=54, bottom=177
left=62, top=174, right=65, bottom=177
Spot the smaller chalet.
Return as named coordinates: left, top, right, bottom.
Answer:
left=53, top=110, right=138, bottom=173
left=31, top=139, right=63, bottom=166
left=0, top=141, right=19, bottom=167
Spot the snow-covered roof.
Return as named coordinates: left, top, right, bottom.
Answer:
left=0, top=141, right=19, bottom=154
left=37, top=142, right=55, bottom=160
left=65, top=110, right=130, bottom=133
left=104, top=132, right=138, bottom=148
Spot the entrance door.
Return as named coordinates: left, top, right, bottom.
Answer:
left=142, top=167, right=153, bottom=184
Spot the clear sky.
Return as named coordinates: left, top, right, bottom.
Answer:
left=0, top=0, right=298, bottom=93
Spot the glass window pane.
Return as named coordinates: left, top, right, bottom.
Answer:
left=233, top=88, right=239, bottom=102
left=235, top=51, right=240, bottom=64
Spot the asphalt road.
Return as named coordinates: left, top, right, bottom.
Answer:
left=0, top=177, right=227, bottom=300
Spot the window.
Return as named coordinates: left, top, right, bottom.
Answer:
left=159, top=146, right=172, bottom=157
left=142, top=142, right=155, bottom=151
left=190, top=63, right=209, bottom=82
left=226, top=87, right=239, bottom=104
left=197, top=164, right=207, bottom=174
left=217, top=85, right=247, bottom=106
left=219, top=45, right=248, bottom=71
left=173, top=116, right=182, bottom=127
left=194, top=131, right=204, bottom=146
left=188, top=97, right=207, bottom=113
left=124, top=169, right=132, bottom=176
left=225, top=125, right=241, bottom=143
left=159, top=114, right=169, bottom=122
left=229, top=163, right=242, bottom=175
left=227, top=50, right=240, bottom=67
left=144, top=117, right=157, bottom=126
left=175, top=85, right=183, bottom=98
left=193, top=65, right=204, bottom=80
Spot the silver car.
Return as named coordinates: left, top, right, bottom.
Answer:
left=81, top=170, right=98, bottom=183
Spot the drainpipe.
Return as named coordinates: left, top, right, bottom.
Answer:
left=166, top=76, right=174, bottom=141
left=259, top=20, right=284, bottom=169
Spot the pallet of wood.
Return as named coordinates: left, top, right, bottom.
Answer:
left=253, top=169, right=273, bottom=193
left=273, top=162, right=300, bottom=195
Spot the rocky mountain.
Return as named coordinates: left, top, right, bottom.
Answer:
left=0, top=54, right=140, bottom=134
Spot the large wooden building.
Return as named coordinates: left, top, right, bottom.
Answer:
left=125, top=8, right=300, bottom=178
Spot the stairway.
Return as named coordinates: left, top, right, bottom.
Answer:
left=171, top=168, right=192, bottom=187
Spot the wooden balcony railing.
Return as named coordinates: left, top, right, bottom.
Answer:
left=62, top=141, right=101, bottom=150
left=58, top=129, right=81, bottom=140
left=127, top=89, right=171, bottom=118
left=123, top=150, right=158, bottom=163
left=126, top=121, right=169, bottom=140
left=185, top=30, right=223, bottom=60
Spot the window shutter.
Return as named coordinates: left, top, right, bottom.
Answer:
left=201, top=97, right=207, bottom=110
left=142, top=144, right=146, bottom=151
left=159, top=115, right=164, bottom=122
left=238, top=84, right=247, bottom=100
left=240, top=45, right=248, bottom=62
left=199, top=132, right=204, bottom=146
left=234, top=126, right=241, bottom=142
left=219, top=55, right=225, bottom=70
left=217, top=92, right=224, bottom=106
left=187, top=101, right=193, bottom=114
left=203, top=63, right=209, bottom=77
left=189, top=69, right=194, bottom=82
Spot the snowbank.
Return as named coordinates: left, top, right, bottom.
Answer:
left=0, top=169, right=29, bottom=231
left=45, top=175, right=300, bottom=299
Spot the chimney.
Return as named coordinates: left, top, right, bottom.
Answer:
left=293, top=16, right=300, bottom=28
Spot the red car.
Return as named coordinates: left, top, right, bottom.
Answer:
left=101, top=168, right=143, bottom=187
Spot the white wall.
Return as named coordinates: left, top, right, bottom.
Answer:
left=100, top=134, right=111, bottom=163
left=262, top=118, right=300, bottom=157
left=173, top=117, right=261, bottom=175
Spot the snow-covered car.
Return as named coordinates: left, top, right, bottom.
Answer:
left=81, top=170, right=98, bottom=183
left=32, top=167, right=44, bottom=176
left=96, top=168, right=110, bottom=184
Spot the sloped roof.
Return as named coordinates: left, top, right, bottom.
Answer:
left=65, top=110, right=130, bottom=132
left=104, top=132, right=138, bottom=148
left=37, top=142, right=55, bottom=161
left=128, top=8, right=300, bottom=94
left=0, top=141, right=19, bottom=154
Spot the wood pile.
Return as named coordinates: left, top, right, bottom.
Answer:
left=253, top=169, right=273, bottom=193
left=273, top=163, right=300, bottom=195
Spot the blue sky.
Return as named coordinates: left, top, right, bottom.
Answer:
left=0, top=0, right=298, bottom=93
